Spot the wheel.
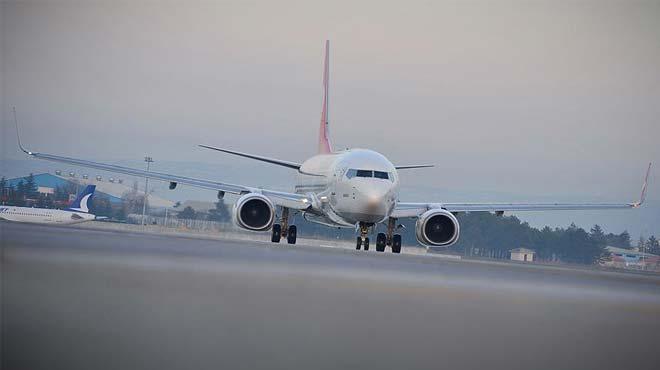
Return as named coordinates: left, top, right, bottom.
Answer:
left=376, top=233, right=386, bottom=252
left=271, top=224, right=281, bottom=243
left=356, top=237, right=362, bottom=250
left=287, top=225, right=297, bottom=244
left=392, top=234, right=402, bottom=254
left=363, top=237, right=370, bottom=251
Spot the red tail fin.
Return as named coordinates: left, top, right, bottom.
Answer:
left=318, top=40, right=333, bottom=154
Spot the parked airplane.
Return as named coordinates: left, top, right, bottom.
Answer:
left=0, top=185, right=99, bottom=225
left=14, top=41, right=651, bottom=253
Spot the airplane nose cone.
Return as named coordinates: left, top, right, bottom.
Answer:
left=358, top=183, right=393, bottom=214
left=363, top=187, right=386, bottom=203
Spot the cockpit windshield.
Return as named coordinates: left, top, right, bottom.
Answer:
left=374, top=171, right=389, bottom=180
left=346, top=169, right=392, bottom=181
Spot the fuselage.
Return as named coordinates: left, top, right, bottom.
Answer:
left=0, top=206, right=96, bottom=225
left=295, top=149, right=399, bottom=227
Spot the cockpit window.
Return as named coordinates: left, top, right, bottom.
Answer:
left=346, top=169, right=393, bottom=181
left=374, top=171, right=389, bottom=180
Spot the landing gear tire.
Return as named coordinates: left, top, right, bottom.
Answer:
left=271, top=224, right=282, bottom=243
left=356, top=237, right=362, bottom=250
left=363, top=237, right=370, bottom=251
left=392, top=234, right=402, bottom=254
left=287, top=225, right=297, bottom=244
left=376, top=233, right=386, bottom=252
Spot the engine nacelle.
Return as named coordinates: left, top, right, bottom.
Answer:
left=233, top=193, right=275, bottom=231
left=415, top=209, right=460, bottom=247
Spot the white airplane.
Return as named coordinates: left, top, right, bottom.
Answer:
left=14, top=41, right=651, bottom=253
left=0, top=185, right=98, bottom=225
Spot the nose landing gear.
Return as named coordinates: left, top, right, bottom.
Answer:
left=271, top=207, right=297, bottom=244
left=356, top=222, right=371, bottom=250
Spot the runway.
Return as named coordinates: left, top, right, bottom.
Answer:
left=2, top=222, right=660, bottom=370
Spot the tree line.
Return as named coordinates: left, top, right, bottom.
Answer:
left=3, top=175, right=656, bottom=263
left=269, top=211, right=656, bottom=265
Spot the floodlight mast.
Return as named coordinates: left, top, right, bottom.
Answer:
left=141, top=156, right=154, bottom=226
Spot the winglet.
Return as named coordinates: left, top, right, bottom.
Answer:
left=12, top=107, right=33, bottom=155
left=633, top=162, right=652, bottom=207
left=318, top=40, right=333, bottom=154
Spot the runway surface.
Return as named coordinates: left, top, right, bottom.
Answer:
left=2, top=222, right=660, bottom=370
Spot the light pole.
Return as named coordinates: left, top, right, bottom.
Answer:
left=141, top=156, right=154, bottom=226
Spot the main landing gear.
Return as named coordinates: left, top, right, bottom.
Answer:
left=271, top=207, right=297, bottom=244
left=388, top=217, right=402, bottom=254
left=356, top=219, right=402, bottom=254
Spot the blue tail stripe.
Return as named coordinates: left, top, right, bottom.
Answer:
left=67, top=185, right=96, bottom=212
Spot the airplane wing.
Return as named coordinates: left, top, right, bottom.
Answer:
left=21, top=150, right=312, bottom=210
left=392, top=163, right=651, bottom=218
left=10, top=108, right=311, bottom=209
left=14, top=119, right=312, bottom=213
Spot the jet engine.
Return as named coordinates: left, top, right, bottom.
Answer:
left=415, top=209, right=460, bottom=247
left=233, top=193, right=275, bottom=231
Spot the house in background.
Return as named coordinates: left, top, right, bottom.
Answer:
left=602, top=246, right=660, bottom=271
left=510, top=248, right=536, bottom=262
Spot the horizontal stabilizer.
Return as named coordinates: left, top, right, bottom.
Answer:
left=198, top=144, right=301, bottom=170
left=394, top=164, right=435, bottom=170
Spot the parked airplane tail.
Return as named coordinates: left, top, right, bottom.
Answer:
left=318, top=40, right=333, bottom=154
left=67, top=185, right=96, bottom=213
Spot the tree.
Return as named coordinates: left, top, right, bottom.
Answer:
left=604, top=230, right=632, bottom=249
left=647, top=236, right=660, bottom=255
left=114, top=203, right=128, bottom=221
left=207, top=199, right=230, bottom=222
left=24, top=173, right=39, bottom=199
left=89, top=195, right=113, bottom=218
left=636, top=236, right=647, bottom=252
left=120, top=181, right=147, bottom=216
left=14, top=180, right=26, bottom=206
left=618, top=231, right=632, bottom=249
left=0, top=177, right=7, bottom=202
left=590, top=225, right=606, bottom=245
left=54, top=182, right=78, bottom=204
left=35, top=193, right=54, bottom=209
left=177, top=206, right=196, bottom=220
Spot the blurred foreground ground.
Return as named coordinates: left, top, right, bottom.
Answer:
left=2, top=222, right=660, bottom=370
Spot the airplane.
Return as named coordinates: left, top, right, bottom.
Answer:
left=13, top=41, right=651, bottom=253
left=0, top=185, right=99, bottom=225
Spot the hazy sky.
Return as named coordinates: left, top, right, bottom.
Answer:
left=2, top=1, right=659, bottom=207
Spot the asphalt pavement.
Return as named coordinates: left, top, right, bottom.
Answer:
left=2, top=222, right=660, bottom=370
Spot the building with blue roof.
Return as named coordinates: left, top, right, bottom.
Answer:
left=5, top=173, right=123, bottom=204
left=4, top=172, right=174, bottom=208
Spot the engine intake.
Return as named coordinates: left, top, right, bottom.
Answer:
left=415, top=209, right=460, bottom=247
left=233, top=193, right=275, bottom=231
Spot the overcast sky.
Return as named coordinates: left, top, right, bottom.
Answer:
left=2, top=0, right=659, bottom=207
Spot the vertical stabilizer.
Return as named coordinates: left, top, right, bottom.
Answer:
left=67, top=185, right=96, bottom=213
left=318, top=40, right=333, bottom=154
